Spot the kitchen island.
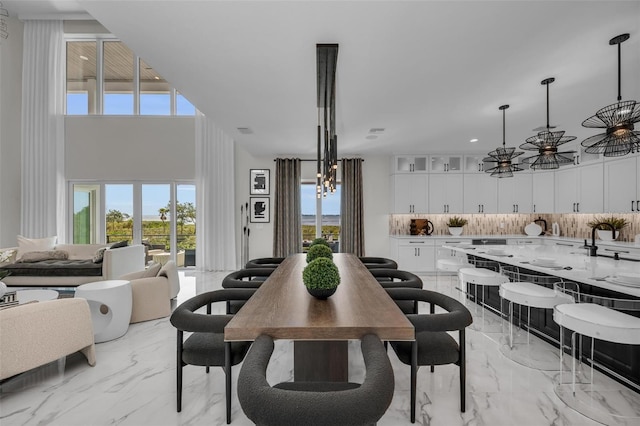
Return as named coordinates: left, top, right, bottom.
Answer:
left=445, top=242, right=640, bottom=392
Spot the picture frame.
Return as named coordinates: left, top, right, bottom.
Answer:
left=250, top=197, right=270, bottom=223
left=250, top=169, right=270, bottom=195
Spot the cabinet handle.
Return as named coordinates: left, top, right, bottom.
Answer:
left=533, top=204, right=536, bottom=213
left=481, top=204, right=484, bottom=213
left=572, top=203, right=576, bottom=212
left=478, top=204, right=481, bottom=213
left=555, top=242, right=574, bottom=247
left=576, top=202, right=580, bottom=212
left=409, top=241, right=425, bottom=244
left=478, top=164, right=481, bottom=172
left=516, top=204, right=519, bottom=213
left=632, top=201, right=635, bottom=211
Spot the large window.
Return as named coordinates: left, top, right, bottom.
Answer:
left=301, top=183, right=341, bottom=252
left=65, top=38, right=195, bottom=116
left=70, top=182, right=196, bottom=266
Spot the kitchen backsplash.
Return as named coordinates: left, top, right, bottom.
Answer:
left=389, top=213, right=640, bottom=242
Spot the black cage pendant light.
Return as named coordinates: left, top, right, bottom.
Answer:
left=316, top=44, right=339, bottom=198
left=581, top=33, right=640, bottom=156
left=484, top=105, right=523, bottom=178
left=520, top=78, right=576, bottom=169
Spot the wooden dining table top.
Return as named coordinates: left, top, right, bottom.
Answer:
left=224, top=253, right=415, bottom=342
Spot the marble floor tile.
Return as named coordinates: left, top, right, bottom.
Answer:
left=1, top=270, right=638, bottom=425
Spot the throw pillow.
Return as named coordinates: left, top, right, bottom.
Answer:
left=144, top=262, right=162, bottom=278
left=18, top=250, right=69, bottom=263
left=109, top=240, right=129, bottom=249
left=0, top=249, right=17, bottom=265
left=16, top=235, right=57, bottom=260
left=93, top=247, right=108, bottom=263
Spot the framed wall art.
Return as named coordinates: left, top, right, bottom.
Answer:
left=250, top=197, right=270, bottom=223
left=250, top=169, right=270, bottom=195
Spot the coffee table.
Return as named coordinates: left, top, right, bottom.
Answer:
left=75, top=279, right=132, bottom=343
left=16, top=289, right=59, bottom=303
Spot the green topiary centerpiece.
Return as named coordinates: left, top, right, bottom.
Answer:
left=306, top=244, right=333, bottom=263
left=309, top=238, right=330, bottom=248
left=302, top=257, right=341, bottom=299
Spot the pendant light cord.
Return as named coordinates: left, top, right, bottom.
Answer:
left=617, top=41, right=622, bottom=102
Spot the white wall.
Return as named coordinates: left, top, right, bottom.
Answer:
left=0, top=16, right=23, bottom=247
left=362, top=155, right=391, bottom=257
left=65, top=116, right=195, bottom=180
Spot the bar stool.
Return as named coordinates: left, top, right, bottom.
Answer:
left=458, top=262, right=508, bottom=333
left=554, top=296, right=640, bottom=425
left=436, top=248, right=469, bottom=288
left=498, top=265, right=575, bottom=370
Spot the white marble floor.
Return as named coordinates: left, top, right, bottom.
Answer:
left=1, top=271, right=638, bottom=425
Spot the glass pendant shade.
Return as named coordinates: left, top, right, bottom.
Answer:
left=581, top=34, right=640, bottom=157
left=520, top=77, right=576, bottom=169
left=484, top=105, right=523, bottom=178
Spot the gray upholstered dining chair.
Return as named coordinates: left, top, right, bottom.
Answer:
left=369, top=268, right=423, bottom=314
left=237, top=334, right=395, bottom=426
left=169, top=288, right=255, bottom=424
left=221, top=268, right=276, bottom=313
left=358, top=256, right=398, bottom=270
left=386, top=288, right=473, bottom=423
left=244, top=257, right=285, bottom=269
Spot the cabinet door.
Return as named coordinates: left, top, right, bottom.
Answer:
left=513, top=173, right=532, bottom=213
left=463, top=174, right=497, bottom=213
left=497, top=178, right=518, bottom=213
left=446, top=174, right=464, bottom=213
left=397, top=243, right=434, bottom=272
left=411, top=174, right=429, bottom=213
left=394, top=156, right=428, bottom=173
left=604, top=156, right=638, bottom=213
left=429, top=174, right=448, bottom=213
left=577, top=162, right=604, bottom=213
left=555, top=167, right=578, bottom=213
left=463, top=155, right=487, bottom=173
left=392, top=175, right=413, bottom=213
left=430, top=155, right=462, bottom=173
left=532, top=171, right=555, bottom=213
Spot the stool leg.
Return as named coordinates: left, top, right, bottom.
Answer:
left=571, top=331, right=577, bottom=397
left=526, top=306, right=531, bottom=346
left=590, top=337, right=594, bottom=389
left=559, top=325, right=564, bottom=383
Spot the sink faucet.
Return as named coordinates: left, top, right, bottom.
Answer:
left=589, top=222, right=617, bottom=257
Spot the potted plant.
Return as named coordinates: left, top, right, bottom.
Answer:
left=302, top=257, right=341, bottom=299
left=309, top=237, right=330, bottom=248
left=447, top=216, right=468, bottom=236
left=306, top=244, right=333, bottom=263
left=587, top=216, right=628, bottom=241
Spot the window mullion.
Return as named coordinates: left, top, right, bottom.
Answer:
left=134, top=54, right=140, bottom=115
left=97, top=39, right=104, bottom=115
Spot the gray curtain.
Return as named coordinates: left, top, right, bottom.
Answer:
left=340, top=158, right=365, bottom=255
left=273, top=158, right=302, bottom=257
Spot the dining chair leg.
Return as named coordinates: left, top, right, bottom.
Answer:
left=460, top=329, right=466, bottom=412
left=225, top=342, right=231, bottom=424
left=176, top=331, right=183, bottom=412
left=411, top=340, right=417, bottom=423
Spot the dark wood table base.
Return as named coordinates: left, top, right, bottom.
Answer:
left=294, top=341, right=348, bottom=382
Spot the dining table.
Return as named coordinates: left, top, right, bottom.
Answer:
left=224, top=253, right=414, bottom=382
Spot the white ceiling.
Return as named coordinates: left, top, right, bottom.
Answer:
left=5, top=1, right=640, bottom=158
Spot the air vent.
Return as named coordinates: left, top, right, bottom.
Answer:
left=237, top=127, right=253, bottom=135
left=369, top=128, right=385, bottom=133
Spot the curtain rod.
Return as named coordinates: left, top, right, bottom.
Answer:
left=273, top=158, right=364, bottom=162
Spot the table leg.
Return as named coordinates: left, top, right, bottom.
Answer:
left=294, top=341, right=348, bottom=382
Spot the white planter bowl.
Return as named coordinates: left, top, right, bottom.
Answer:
left=596, top=229, right=617, bottom=241
left=448, top=227, right=463, bottom=236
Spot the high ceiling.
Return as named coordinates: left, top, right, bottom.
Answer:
left=5, top=1, right=640, bottom=158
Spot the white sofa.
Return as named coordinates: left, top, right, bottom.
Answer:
left=0, top=298, right=96, bottom=380
left=0, top=244, right=145, bottom=287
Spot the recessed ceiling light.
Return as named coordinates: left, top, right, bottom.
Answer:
left=470, top=138, right=478, bottom=143
left=79, top=55, right=89, bottom=61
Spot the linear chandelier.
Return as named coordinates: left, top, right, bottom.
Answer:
left=520, top=78, right=576, bottom=170
left=316, top=44, right=339, bottom=198
left=484, top=105, right=523, bottom=178
left=581, top=33, right=640, bottom=156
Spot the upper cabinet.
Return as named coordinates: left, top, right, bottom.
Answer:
left=555, top=162, right=604, bottom=213
left=531, top=171, right=555, bottom=213
left=393, top=155, right=428, bottom=173
left=572, top=144, right=602, bottom=166
left=463, top=173, right=498, bottom=213
left=497, top=173, right=532, bottom=213
left=463, top=154, right=489, bottom=174
left=390, top=174, right=428, bottom=213
left=428, top=173, right=464, bottom=213
left=604, top=155, right=640, bottom=213
left=429, top=155, right=462, bottom=173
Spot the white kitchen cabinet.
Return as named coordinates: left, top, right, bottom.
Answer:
left=394, top=155, right=428, bottom=173
left=430, top=155, right=462, bottom=173
left=531, top=171, right=555, bottom=213
left=396, top=239, right=436, bottom=272
left=604, top=155, right=639, bottom=213
left=391, top=174, right=428, bottom=213
left=428, top=173, right=464, bottom=213
left=463, top=173, right=498, bottom=213
left=497, top=173, right=532, bottom=213
left=555, top=162, right=604, bottom=213
left=463, top=154, right=489, bottom=173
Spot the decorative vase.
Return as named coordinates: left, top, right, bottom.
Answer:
left=596, top=229, right=616, bottom=241
left=448, top=227, right=463, bottom=236
left=306, top=287, right=337, bottom=300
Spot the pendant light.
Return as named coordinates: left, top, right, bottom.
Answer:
left=484, top=105, right=523, bottom=178
left=316, top=44, right=339, bottom=198
left=581, top=33, right=640, bottom=156
left=520, top=78, right=576, bottom=169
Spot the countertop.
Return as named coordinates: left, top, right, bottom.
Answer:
left=390, top=234, right=640, bottom=249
